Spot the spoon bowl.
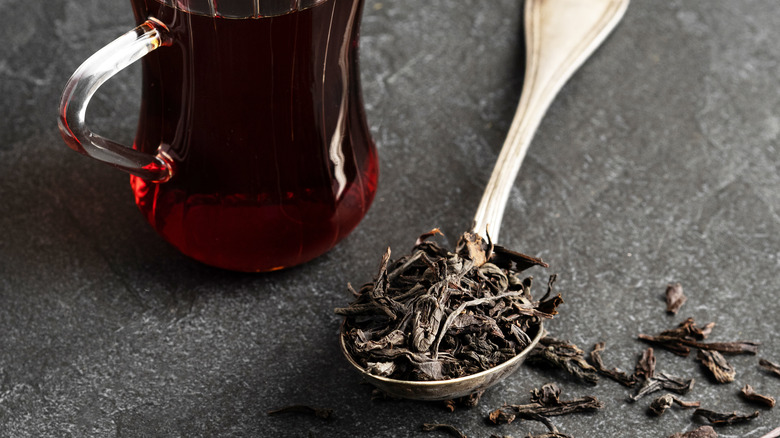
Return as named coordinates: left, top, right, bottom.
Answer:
left=340, top=321, right=543, bottom=401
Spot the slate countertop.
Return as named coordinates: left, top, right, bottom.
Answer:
left=2, top=0, right=779, bottom=436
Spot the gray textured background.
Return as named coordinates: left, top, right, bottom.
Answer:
left=2, top=0, right=779, bottom=436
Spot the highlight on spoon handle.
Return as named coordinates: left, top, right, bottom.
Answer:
left=472, top=0, right=629, bottom=241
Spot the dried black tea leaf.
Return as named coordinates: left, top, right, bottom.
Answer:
left=629, top=350, right=693, bottom=402
left=667, top=425, right=718, bottom=438
left=530, top=382, right=563, bottom=406
left=639, top=317, right=758, bottom=357
left=445, top=390, right=484, bottom=411
left=696, top=350, right=736, bottom=383
left=759, top=358, right=780, bottom=378
left=588, top=342, right=636, bottom=387
left=633, top=348, right=656, bottom=382
left=637, top=334, right=691, bottom=357
left=524, top=428, right=574, bottom=438
left=487, top=383, right=603, bottom=425
left=693, top=408, right=759, bottom=426
left=627, top=345, right=694, bottom=402
left=525, top=433, right=573, bottom=438
left=674, top=397, right=701, bottom=409
left=488, top=396, right=603, bottom=422
left=266, top=405, right=333, bottom=420
left=421, top=423, right=467, bottom=438
left=649, top=394, right=700, bottom=416
left=627, top=348, right=691, bottom=403
left=639, top=334, right=759, bottom=357
left=631, top=372, right=695, bottom=402
left=527, top=337, right=599, bottom=384
left=649, top=394, right=674, bottom=416
left=488, top=407, right=517, bottom=425
left=660, top=317, right=715, bottom=340
left=687, top=340, right=760, bottom=355
left=665, top=283, right=687, bottom=314
left=740, top=384, right=775, bottom=408
left=338, top=231, right=556, bottom=382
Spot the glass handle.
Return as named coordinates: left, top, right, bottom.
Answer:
left=58, top=19, right=174, bottom=182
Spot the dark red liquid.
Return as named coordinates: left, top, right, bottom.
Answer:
left=129, top=0, right=378, bottom=271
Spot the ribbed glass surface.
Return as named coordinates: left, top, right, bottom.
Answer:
left=158, top=0, right=328, bottom=17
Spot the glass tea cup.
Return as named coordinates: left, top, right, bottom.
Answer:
left=59, top=0, right=378, bottom=272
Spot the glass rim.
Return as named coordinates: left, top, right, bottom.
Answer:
left=158, top=0, right=331, bottom=18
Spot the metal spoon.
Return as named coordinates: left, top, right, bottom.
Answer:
left=341, top=0, right=630, bottom=401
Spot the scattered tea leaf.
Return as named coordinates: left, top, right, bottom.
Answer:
left=637, top=334, right=691, bottom=357
left=660, top=317, right=715, bottom=340
left=639, top=316, right=758, bottom=358
left=665, top=283, right=687, bottom=314
left=631, top=372, right=695, bottom=402
left=445, top=390, right=484, bottom=411
left=629, top=350, right=694, bottom=402
left=588, top=342, right=636, bottom=387
left=687, top=340, right=760, bottom=356
left=674, top=397, right=701, bottom=409
left=421, top=423, right=467, bottom=438
left=639, top=334, right=759, bottom=357
left=633, top=348, right=656, bottom=382
left=693, top=408, right=759, bottom=426
left=696, top=350, right=735, bottom=383
left=525, top=430, right=574, bottom=438
left=740, top=384, right=775, bottom=408
left=759, top=358, right=780, bottom=378
left=649, top=394, right=700, bottom=416
left=488, top=407, right=517, bottom=425
left=527, top=337, right=599, bottom=384
left=667, top=425, right=718, bottom=438
left=649, top=394, right=674, bottom=416
left=487, top=383, right=603, bottom=425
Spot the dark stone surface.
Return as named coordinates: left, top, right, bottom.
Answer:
left=2, top=0, right=779, bottom=436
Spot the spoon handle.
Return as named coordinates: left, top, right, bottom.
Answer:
left=472, top=0, right=629, bottom=241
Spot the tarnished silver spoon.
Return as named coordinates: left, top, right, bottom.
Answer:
left=341, top=0, right=630, bottom=401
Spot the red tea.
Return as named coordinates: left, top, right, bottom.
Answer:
left=129, top=0, right=378, bottom=271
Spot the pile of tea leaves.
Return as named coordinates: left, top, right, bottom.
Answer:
left=336, top=229, right=562, bottom=381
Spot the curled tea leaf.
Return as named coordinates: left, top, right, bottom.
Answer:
left=660, top=317, right=715, bottom=340
left=630, top=372, right=695, bottom=402
left=487, top=383, right=603, bottom=424
left=740, top=384, right=775, bottom=408
left=693, top=408, right=759, bottom=426
left=696, top=350, right=736, bottom=383
left=649, top=394, right=700, bottom=416
left=667, top=425, right=718, bottom=438
left=665, top=283, right=687, bottom=314
left=639, top=334, right=759, bottom=357
left=527, top=337, right=599, bottom=385
left=759, top=358, right=780, bottom=378
left=588, top=342, right=637, bottom=387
